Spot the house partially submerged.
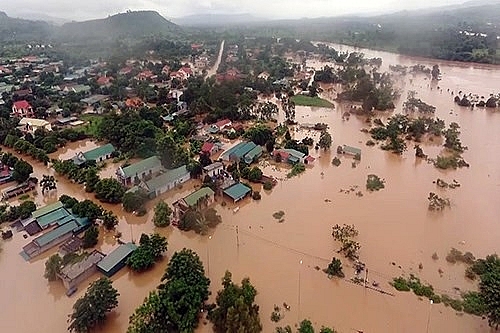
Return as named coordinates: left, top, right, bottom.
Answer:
left=57, top=250, right=105, bottom=290
left=72, top=143, right=115, bottom=166
left=174, top=187, right=215, bottom=217
left=203, top=162, right=224, bottom=178
left=273, top=149, right=314, bottom=164
left=223, top=183, right=252, bottom=202
left=18, top=118, right=52, bottom=135
left=338, top=145, right=361, bottom=159
left=220, top=141, right=262, bottom=164
left=116, top=156, right=163, bottom=187
left=139, top=165, right=191, bottom=198
left=97, top=243, right=137, bottom=277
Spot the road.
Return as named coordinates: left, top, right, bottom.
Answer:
left=206, top=40, right=225, bottom=78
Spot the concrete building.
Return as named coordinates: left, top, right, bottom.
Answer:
left=203, top=162, right=224, bottom=178
left=139, top=165, right=191, bottom=198
left=97, top=243, right=137, bottom=277
left=72, top=143, right=115, bottom=166
left=57, top=250, right=105, bottom=290
left=174, top=187, right=215, bottom=217
left=12, top=100, right=33, bottom=117
left=18, top=118, right=52, bottom=135
left=116, top=156, right=163, bottom=187
left=223, top=183, right=252, bottom=202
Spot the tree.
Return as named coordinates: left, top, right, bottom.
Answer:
left=84, top=167, right=100, bottom=192
left=40, top=174, right=57, bottom=195
left=247, top=166, right=263, bottom=183
left=94, top=178, right=125, bottom=203
left=473, top=255, right=500, bottom=329
left=318, top=130, right=332, bottom=150
left=431, top=64, right=440, bottom=80
left=324, top=257, right=344, bottom=278
left=127, top=233, right=168, bottom=272
left=12, top=160, right=33, bottom=183
left=82, top=226, right=99, bottom=249
left=298, top=319, right=315, bottom=333
left=153, top=201, right=172, bottom=227
left=72, top=200, right=103, bottom=221
left=101, top=211, right=118, bottom=230
left=68, top=277, right=119, bottom=333
left=122, top=190, right=149, bottom=213
left=208, top=271, right=262, bottom=333
left=44, top=254, right=62, bottom=281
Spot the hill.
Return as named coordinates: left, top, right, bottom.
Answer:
left=0, top=11, right=53, bottom=41
left=56, top=11, right=183, bottom=41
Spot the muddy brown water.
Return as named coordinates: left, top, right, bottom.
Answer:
left=1, top=44, right=500, bottom=333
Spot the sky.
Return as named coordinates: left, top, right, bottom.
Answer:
left=1, top=0, right=481, bottom=21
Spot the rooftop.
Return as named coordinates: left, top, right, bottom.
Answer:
left=203, top=161, right=224, bottom=172
left=343, top=145, right=362, bottom=155
left=82, top=143, right=115, bottom=161
left=144, top=165, right=189, bottom=192
left=59, top=250, right=104, bottom=281
left=120, top=156, right=162, bottom=178
left=97, top=243, right=137, bottom=273
left=224, top=183, right=252, bottom=201
left=36, top=207, right=71, bottom=229
left=244, top=145, right=263, bottom=164
left=183, top=187, right=215, bottom=207
left=33, top=220, right=78, bottom=247
left=32, top=201, right=64, bottom=219
left=283, top=149, right=306, bottom=159
left=230, top=142, right=256, bottom=160
left=19, top=118, right=50, bottom=127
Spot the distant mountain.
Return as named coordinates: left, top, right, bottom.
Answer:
left=56, top=11, right=183, bottom=41
left=10, top=12, right=69, bottom=26
left=0, top=11, right=53, bottom=41
left=172, top=13, right=265, bottom=27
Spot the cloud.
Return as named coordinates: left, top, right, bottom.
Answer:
left=3, top=0, right=468, bottom=21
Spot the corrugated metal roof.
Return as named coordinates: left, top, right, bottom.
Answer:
left=32, top=201, right=64, bottom=219
left=224, top=183, right=251, bottom=201
left=144, top=165, right=189, bottom=192
left=33, top=220, right=78, bottom=247
left=36, top=207, right=71, bottom=229
left=121, top=156, right=162, bottom=178
left=343, top=145, right=361, bottom=155
left=244, top=145, right=263, bottom=163
left=82, top=143, right=115, bottom=161
left=183, top=187, right=214, bottom=207
left=97, top=243, right=137, bottom=273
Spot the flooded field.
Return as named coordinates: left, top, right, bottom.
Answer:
left=1, top=45, right=500, bottom=333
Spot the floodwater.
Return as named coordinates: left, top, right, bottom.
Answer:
left=1, top=44, right=500, bottom=333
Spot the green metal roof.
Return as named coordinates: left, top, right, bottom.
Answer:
left=97, top=243, right=137, bottom=273
left=231, top=142, right=256, bottom=159
left=183, top=187, right=214, bottom=207
left=283, top=149, right=306, bottom=159
left=34, top=220, right=78, bottom=247
left=36, top=207, right=71, bottom=228
left=224, top=183, right=251, bottom=201
left=121, top=156, right=162, bottom=178
left=343, top=145, right=361, bottom=156
left=221, top=142, right=247, bottom=159
left=244, top=145, right=263, bottom=163
left=32, top=201, right=64, bottom=219
left=145, top=165, right=189, bottom=192
left=82, top=143, right=115, bottom=161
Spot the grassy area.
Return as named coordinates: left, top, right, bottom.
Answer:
left=291, top=95, right=334, bottom=108
left=80, top=114, right=102, bottom=137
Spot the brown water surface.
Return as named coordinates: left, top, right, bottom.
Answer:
left=1, top=45, right=500, bottom=333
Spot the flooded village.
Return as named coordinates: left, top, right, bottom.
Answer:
left=0, top=26, right=500, bottom=333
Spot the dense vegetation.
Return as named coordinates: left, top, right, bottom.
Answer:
left=127, top=233, right=168, bottom=272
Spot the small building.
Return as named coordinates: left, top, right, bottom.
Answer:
left=220, top=141, right=258, bottom=162
left=339, top=145, right=361, bottom=158
left=21, top=220, right=79, bottom=260
left=59, top=236, right=83, bottom=256
left=201, top=142, right=218, bottom=156
left=174, top=187, right=215, bottom=217
left=18, top=117, right=52, bottom=135
left=273, top=149, right=308, bottom=164
left=72, top=143, right=115, bottom=166
left=243, top=145, right=263, bottom=165
left=57, top=250, right=105, bottom=290
left=12, top=100, right=34, bottom=117
left=223, top=183, right=252, bottom=202
left=203, top=162, right=224, bottom=178
left=32, top=201, right=67, bottom=229
left=140, top=165, right=191, bottom=198
left=116, top=156, right=163, bottom=187
left=97, top=243, right=138, bottom=277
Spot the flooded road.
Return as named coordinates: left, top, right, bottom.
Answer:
left=1, top=45, right=500, bottom=333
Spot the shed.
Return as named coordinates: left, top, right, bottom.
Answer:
left=142, top=165, right=191, bottom=197
left=244, top=145, right=263, bottom=164
left=223, top=183, right=252, bottom=202
left=183, top=187, right=215, bottom=207
left=342, top=145, right=361, bottom=157
left=117, top=156, right=163, bottom=186
left=82, top=143, right=115, bottom=163
left=97, top=243, right=138, bottom=277
left=58, top=250, right=105, bottom=290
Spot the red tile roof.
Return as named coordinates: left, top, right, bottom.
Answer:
left=216, top=119, right=231, bottom=128
left=180, top=66, right=192, bottom=75
left=201, top=142, right=215, bottom=153
left=13, top=100, right=31, bottom=109
left=305, top=156, right=316, bottom=163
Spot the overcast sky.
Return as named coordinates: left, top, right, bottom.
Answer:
left=2, top=0, right=478, bottom=21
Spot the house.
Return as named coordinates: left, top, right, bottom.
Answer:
left=18, top=118, right=52, bottom=135
left=12, top=100, right=34, bottom=117
left=201, top=142, right=219, bottom=156
left=220, top=141, right=258, bottom=162
left=257, top=71, right=270, bottom=80
left=21, top=220, right=85, bottom=260
left=80, top=94, right=109, bottom=107
left=118, top=67, right=133, bottom=75
left=273, top=149, right=307, bottom=164
left=97, top=243, right=137, bottom=277
left=72, top=143, right=116, bottom=166
left=116, top=156, right=163, bottom=187
left=223, top=183, right=252, bottom=202
left=125, top=97, right=143, bottom=108
left=179, top=66, right=193, bottom=78
left=174, top=187, right=215, bottom=217
left=305, top=156, right=316, bottom=164
left=203, top=162, right=224, bottom=178
left=161, top=65, right=170, bottom=75
left=339, top=145, right=361, bottom=158
left=243, top=145, right=263, bottom=165
left=57, top=250, right=105, bottom=290
left=215, top=119, right=232, bottom=131
left=135, top=70, right=156, bottom=81
left=96, top=76, right=113, bottom=86
left=31, top=201, right=89, bottom=231
left=59, top=236, right=83, bottom=256
left=140, top=165, right=191, bottom=198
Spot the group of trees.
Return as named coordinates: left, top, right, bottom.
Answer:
left=277, top=319, right=338, bottom=333
left=127, top=233, right=168, bottom=272
left=178, top=207, right=222, bottom=235
left=0, top=200, right=36, bottom=223
left=127, top=249, right=210, bottom=332
left=153, top=201, right=173, bottom=227
left=1, top=151, right=33, bottom=183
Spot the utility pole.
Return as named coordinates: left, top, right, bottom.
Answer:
left=236, top=225, right=240, bottom=248
left=364, top=268, right=368, bottom=288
